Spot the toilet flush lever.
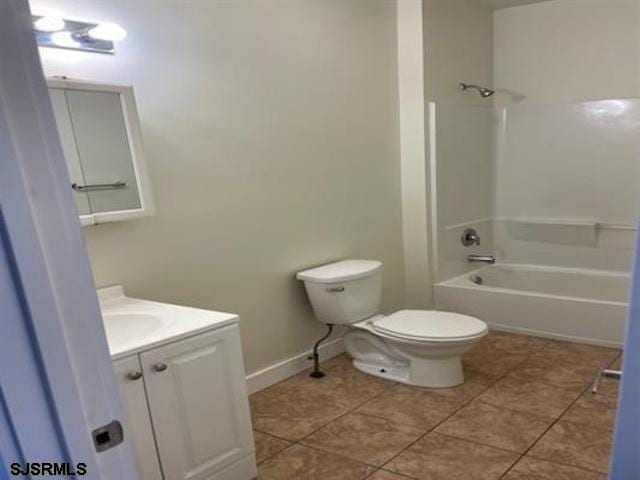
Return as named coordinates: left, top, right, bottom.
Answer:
left=327, top=286, right=345, bottom=293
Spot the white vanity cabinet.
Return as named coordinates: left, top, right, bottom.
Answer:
left=48, top=78, right=154, bottom=226
left=114, top=325, right=256, bottom=480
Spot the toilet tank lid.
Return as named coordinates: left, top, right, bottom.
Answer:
left=296, top=259, right=382, bottom=283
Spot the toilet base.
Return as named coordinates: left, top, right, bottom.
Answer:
left=352, top=356, right=464, bottom=388
left=343, top=325, right=477, bottom=388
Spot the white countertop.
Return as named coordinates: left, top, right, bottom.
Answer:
left=98, top=286, right=238, bottom=360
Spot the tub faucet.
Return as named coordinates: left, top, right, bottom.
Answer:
left=468, top=254, right=495, bottom=264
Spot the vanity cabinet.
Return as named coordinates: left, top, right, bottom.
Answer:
left=113, top=356, right=164, bottom=480
left=114, top=325, right=256, bottom=480
left=48, top=78, right=154, bottom=226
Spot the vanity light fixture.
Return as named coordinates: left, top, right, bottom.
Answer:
left=33, top=16, right=66, bottom=33
left=32, top=15, right=127, bottom=54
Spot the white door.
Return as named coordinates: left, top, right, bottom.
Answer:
left=0, top=1, right=137, bottom=477
left=48, top=88, right=92, bottom=215
left=141, top=326, right=254, bottom=480
left=113, top=356, right=164, bottom=480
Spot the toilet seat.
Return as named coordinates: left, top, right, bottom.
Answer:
left=372, top=310, right=487, bottom=343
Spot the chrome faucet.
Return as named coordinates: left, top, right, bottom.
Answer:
left=468, top=254, right=496, bottom=264
left=461, top=228, right=481, bottom=247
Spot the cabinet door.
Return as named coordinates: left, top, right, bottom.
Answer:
left=113, top=356, right=164, bottom=480
left=141, top=326, right=254, bottom=480
left=65, top=89, right=141, bottom=213
left=48, top=88, right=91, bottom=216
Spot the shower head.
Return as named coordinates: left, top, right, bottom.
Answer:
left=459, top=83, right=495, bottom=98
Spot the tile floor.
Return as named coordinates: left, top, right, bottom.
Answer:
left=250, top=331, right=620, bottom=479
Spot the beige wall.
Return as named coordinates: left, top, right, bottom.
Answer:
left=398, top=0, right=431, bottom=308
left=423, top=0, right=494, bottom=104
left=421, top=0, right=495, bottom=281
left=34, top=0, right=405, bottom=373
left=494, top=0, right=640, bottom=104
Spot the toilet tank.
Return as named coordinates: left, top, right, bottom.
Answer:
left=296, top=260, right=382, bottom=325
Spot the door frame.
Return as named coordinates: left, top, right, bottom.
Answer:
left=0, top=1, right=137, bottom=477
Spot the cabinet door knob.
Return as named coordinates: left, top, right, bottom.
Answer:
left=127, top=371, right=143, bottom=381
left=153, top=363, right=168, bottom=373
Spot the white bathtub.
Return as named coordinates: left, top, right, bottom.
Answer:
left=434, top=264, right=629, bottom=347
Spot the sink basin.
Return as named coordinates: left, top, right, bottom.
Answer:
left=103, top=313, right=165, bottom=347
left=98, top=285, right=239, bottom=359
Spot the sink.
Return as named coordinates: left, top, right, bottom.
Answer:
left=98, top=285, right=239, bottom=359
left=102, top=312, right=165, bottom=348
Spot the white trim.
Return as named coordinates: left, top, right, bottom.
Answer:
left=428, top=102, right=439, bottom=282
left=245, top=338, right=345, bottom=394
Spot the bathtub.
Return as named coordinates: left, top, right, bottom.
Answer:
left=434, top=264, right=629, bottom=347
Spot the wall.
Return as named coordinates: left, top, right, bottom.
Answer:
left=493, top=0, right=640, bottom=271
left=398, top=0, right=431, bottom=308
left=422, top=0, right=495, bottom=281
left=33, top=0, right=405, bottom=373
left=494, top=0, right=640, bottom=104
left=432, top=103, right=495, bottom=280
left=423, top=0, right=494, bottom=105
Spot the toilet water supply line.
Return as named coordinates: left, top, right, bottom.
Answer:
left=309, top=324, right=334, bottom=378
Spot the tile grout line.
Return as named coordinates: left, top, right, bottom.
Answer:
left=377, top=341, right=553, bottom=475
left=377, top=360, right=515, bottom=472
left=496, top=360, right=617, bottom=479
left=254, top=342, right=619, bottom=478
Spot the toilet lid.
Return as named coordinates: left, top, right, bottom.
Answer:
left=373, top=310, right=487, bottom=341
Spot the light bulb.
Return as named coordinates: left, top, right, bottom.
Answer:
left=87, top=23, right=127, bottom=42
left=34, top=16, right=65, bottom=32
left=51, top=31, right=80, bottom=48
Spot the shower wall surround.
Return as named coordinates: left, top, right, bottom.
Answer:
left=494, top=100, right=640, bottom=271
left=431, top=99, right=640, bottom=280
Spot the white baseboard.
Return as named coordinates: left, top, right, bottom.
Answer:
left=245, top=337, right=345, bottom=394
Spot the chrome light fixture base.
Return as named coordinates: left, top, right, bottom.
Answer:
left=33, top=16, right=117, bottom=54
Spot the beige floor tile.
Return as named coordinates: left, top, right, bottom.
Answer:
left=476, top=376, right=580, bottom=418
left=508, top=356, right=600, bottom=392
left=253, top=431, right=292, bottom=463
left=534, top=341, right=619, bottom=368
left=502, top=456, right=606, bottom=480
left=463, top=351, right=529, bottom=377
left=420, top=369, right=498, bottom=404
left=594, top=376, right=620, bottom=398
left=250, top=360, right=393, bottom=440
left=320, top=352, right=354, bottom=370
left=301, top=412, right=424, bottom=467
left=355, top=385, right=460, bottom=430
left=472, top=331, right=548, bottom=355
left=529, top=420, right=613, bottom=473
left=299, top=359, right=396, bottom=409
left=609, top=354, right=622, bottom=370
left=250, top=380, right=348, bottom=441
left=368, top=470, right=415, bottom=480
left=258, top=444, right=374, bottom=480
left=386, top=432, right=518, bottom=480
left=435, top=401, right=552, bottom=453
left=561, top=391, right=618, bottom=431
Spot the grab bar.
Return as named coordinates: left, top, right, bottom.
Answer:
left=72, top=181, right=126, bottom=192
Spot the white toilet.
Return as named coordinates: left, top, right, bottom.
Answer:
left=297, top=259, right=488, bottom=388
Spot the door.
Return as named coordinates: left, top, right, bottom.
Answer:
left=0, top=1, right=137, bottom=477
left=610, top=227, right=640, bottom=478
left=141, top=326, right=254, bottom=480
left=48, top=88, right=91, bottom=215
left=113, top=356, right=164, bottom=480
